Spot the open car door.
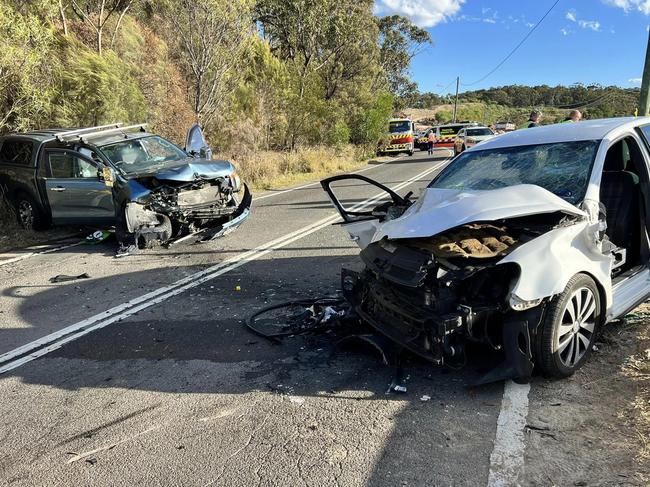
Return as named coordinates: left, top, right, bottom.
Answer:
left=320, top=174, right=413, bottom=249
left=185, top=123, right=212, bottom=160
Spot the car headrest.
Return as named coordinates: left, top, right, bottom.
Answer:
left=604, top=142, right=626, bottom=172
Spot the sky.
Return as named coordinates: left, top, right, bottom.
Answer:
left=373, top=0, right=650, bottom=95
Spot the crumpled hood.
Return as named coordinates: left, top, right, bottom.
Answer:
left=134, top=158, right=236, bottom=182
left=372, top=184, right=586, bottom=242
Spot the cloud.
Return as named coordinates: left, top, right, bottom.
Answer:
left=602, top=0, right=650, bottom=14
left=560, top=28, right=572, bottom=36
left=630, top=77, right=643, bottom=85
left=374, top=0, right=465, bottom=27
left=565, top=10, right=601, bottom=31
left=579, top=20, right=601, bottom=31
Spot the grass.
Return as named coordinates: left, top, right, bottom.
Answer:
left=222, top=145, right=373, bottom=191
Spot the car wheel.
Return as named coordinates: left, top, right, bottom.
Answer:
left=408, top=150, right=414, bottom=156
left=14, top=192, right=46, bottom=230
left=535, top=274, right=601, bottom=377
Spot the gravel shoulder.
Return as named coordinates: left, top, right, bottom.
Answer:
left=523, top=304, right=650, bottom=486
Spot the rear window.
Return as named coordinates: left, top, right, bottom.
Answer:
left=0, top=139, right=33, bottom=165
left=467, top=128, right=493, bottom=136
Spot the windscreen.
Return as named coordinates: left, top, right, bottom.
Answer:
left=100, top=136, right=187, bottom=174
left=429, top=140, right=600, bottom=205
left=389, top=121, right=411, bottom=133
left=467, top=128, right=493, bottom=137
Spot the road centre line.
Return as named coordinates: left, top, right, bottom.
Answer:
left=0, top=241, right=85, bottom=267
left=486, top=381, right=531, bottom=487
left=0, top=160, right=448, bottom=374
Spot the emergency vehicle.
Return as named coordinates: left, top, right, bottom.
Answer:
left=416, top=122, right=480, bottom=151
left=377, top=118, right=416, bottom=156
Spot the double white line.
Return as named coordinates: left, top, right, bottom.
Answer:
left=0, top=160, right=448, bottom=374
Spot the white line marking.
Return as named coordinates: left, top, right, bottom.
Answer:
left=253, top=155, right=406, bottom=201
left=0, top=241, right=84, bottom=267
left=487, top=380, right=531, bottom=487
left=0, top=160, right=448, bottom=373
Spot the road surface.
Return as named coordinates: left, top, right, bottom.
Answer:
left=0, top=150, right=635, bottom=486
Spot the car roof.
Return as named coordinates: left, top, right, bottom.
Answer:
left=472, top=117, right=650, bottom=151
left=0, top=128, right=156, bottom=147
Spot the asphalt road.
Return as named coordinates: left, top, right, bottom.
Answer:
left=0, top=150, right=514, bottom=486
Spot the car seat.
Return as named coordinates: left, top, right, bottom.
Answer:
left=600, top=140, right=640, bottom=258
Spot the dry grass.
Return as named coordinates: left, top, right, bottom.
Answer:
left=220, top=145, right=372, bottom=191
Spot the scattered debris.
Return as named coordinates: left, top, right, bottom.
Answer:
left=420, top=395, right=431, bottom=402
left=49, top=273, right=91, bottom=283
left=85, top=230, right=112, bottom=244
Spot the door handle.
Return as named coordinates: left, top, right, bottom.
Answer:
left=50, top=186, right=66, bottom=192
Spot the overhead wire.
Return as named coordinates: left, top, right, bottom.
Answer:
left=461, top=0, right=562, bottom=87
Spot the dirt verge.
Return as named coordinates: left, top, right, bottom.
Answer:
left=523, top=304, right=650, bottom=486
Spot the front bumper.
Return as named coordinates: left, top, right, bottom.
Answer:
left=341, top=268, right=467, bottom=365
left=382, top=144, right=412, bottom=152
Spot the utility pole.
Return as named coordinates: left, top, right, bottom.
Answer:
left=453, top=77, right=460, bottom=123
left=640, top=30, right=650, bottom=115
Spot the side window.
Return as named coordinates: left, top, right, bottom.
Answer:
left=0, top=139, right=33, bottom=165
left=48, top=152, right=97, bottom=179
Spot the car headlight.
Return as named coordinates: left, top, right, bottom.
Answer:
left=509, top=293, right=543, bottom=311
left=229, top=171, right=241, bottom=192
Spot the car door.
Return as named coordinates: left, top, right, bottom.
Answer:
left=321, top=174, right=413, bottom=248
left=185, top=123, right=212, bottom=159
left=44, top=150, right=115, bottom=224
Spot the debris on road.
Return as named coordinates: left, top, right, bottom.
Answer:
left=420, top=395, right=431, bottom=402
left=49, top=273, right=91, bottom=283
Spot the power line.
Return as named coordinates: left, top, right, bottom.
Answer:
left=461, top=0, right=561, bottom=87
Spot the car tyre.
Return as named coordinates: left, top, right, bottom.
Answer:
left=408, top=150, right=414, bottom=156
left=535, top=274, right=602, bottom=377
left=13, top=192, right=46, bottom=230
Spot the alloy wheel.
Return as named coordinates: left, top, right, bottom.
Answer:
left=556, top=287, right=596, bottom=368
left=18, top=200, right=34, bottom=229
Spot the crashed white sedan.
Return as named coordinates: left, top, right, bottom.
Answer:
left=322, top=118, right=650, bottom=382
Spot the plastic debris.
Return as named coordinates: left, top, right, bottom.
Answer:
left=85, top=230, right=111, bottom=244
left=235, top=285, right=241, bottom=291
left=420, top=395, right=431, bottom=402
left=49, top=273, right=90, bottom=283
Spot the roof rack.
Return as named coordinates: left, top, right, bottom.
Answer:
left=54, top=123, right=148, bottom=143
left=54, top=123, right=123, bottom=142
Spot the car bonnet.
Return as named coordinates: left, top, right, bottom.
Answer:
left=371, top=183, right=587, bottom=243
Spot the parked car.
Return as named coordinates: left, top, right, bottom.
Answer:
left=322, top=118, right=650, bottom=382
left=0, top=123, right=251, bottom=252
left=453, top=126, right=496, bottom=155
left=416, top=122, right=480, bottom=152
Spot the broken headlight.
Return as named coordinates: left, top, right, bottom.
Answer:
left=229, top=172, right=242, bottom=192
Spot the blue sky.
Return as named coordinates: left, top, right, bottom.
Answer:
left=374, top=0, right=650, bottom=95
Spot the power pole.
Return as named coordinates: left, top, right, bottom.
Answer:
left=640, top=30, right=650, bottom=115
left=453, top=77, right=460, bottom=123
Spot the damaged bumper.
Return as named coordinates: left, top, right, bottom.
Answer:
left=124, top=182, right=252, bottom=247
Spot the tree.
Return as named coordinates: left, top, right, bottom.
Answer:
left=376, top=15, right=432, bottom=96
left=162, top=0, right=253, bottom=126
left=70, top=0, right=135, bottom=54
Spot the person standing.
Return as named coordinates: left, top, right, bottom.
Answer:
left=562, top=109, right=583, bottom=123
left=525, top=110, right=542, bottom=128
left=427, top=130, right=435, bottom=155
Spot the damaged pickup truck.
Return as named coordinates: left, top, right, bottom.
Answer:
left=0, top=123, right=251, bottom=254
left=323, top=117, right=650, bottom=381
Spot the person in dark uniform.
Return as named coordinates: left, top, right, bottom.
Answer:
left=526, top=110, right=542, bottom=128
